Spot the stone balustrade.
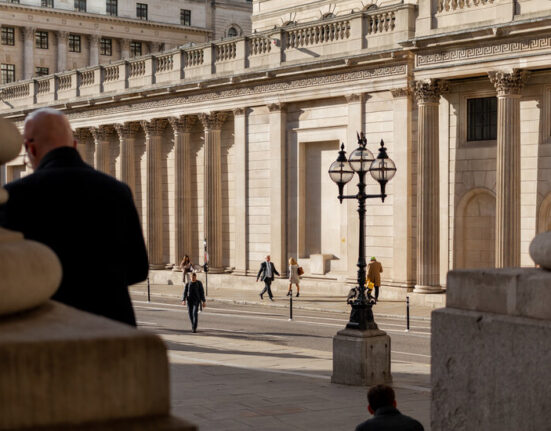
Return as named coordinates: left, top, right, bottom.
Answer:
left=0, top=5, right=414, bottom=111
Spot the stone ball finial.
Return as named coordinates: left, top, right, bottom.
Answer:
left=529, top=232, right=551, bottom=270
left=0, top=118, right=23, bottom=205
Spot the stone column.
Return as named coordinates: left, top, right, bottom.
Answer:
left=199, top=112, right=228, bottom=273
left=391, top=87, right=415, bottom=287
left=168, top=116, right=197, bottom=266
left=268, top=103, right=287, bottom=276
left=90, top=126, right=114, bottom=174
left=488, top=69, right=529, bottom=268
left=89, top=34, right=100, bottom=66
left=120, top=38, right=130, bottom=59
left=141, top=119, right=167, bottom=269
left=233, top=108, right=248, bottom=275
left=22, top=27, right=35, bottom=80
left=56, top=31, right=67, bottom=73
left=74, top=128, right=94, bottom=165
left=413, top=79, right=447, bottom=293
left=114, top=123, right=140, bottom=194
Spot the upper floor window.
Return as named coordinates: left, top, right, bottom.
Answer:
left=1, top=27, right=15, bottom=46
left=35, top=31, right=49, bottom=49
left=35, top=66, right=49, bottom=76
left=41, top=0, right=54, bottom=7
left=180, top=9, right=191, bottom=26
left=136, top=3, right=148, bottom=20
left=74, top=0, right=86, bottom=12
left=130, top=41, right=142, bottom=57
left=1, top=64, right=15, bottom=84
left=100, top=37, right=112, bottom=56
left=227, top=27, right=238, bottom=37
left=68, top=34, right=81, bottom=52
left=106, top=0, right=117, bottom=16
left=6, top=0, right=20, bottom=3
left=467, top=97, right=497, bottom=141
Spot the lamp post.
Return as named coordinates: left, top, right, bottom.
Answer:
left=328, top=132, right=396, bottom=330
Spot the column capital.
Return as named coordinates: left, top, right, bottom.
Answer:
left=199, top=112, right=228, bottom=131
left=488, top=69, right=529, bottom=96
left=56, top=31, right=68, bottom=42
left=390, top=87, right=412, bottom=98
left=267, top=103, right=286, bottom=112
left=74, top=128, right=92, bottom=143
left=114, top=122, right=141, bottom=140
left=168, top=116, right=197, bottom=134
left=345, top=93, right=363, bottom=103
left=141, top=119, right=168, bottom=138
left=414, top=79, right=448, bottom=104
left=22, top=27, right=35, bottom=41
left=89, top=34, right=100, bottom=45
left=90, top=125, right=115, bottom=143
left=232, top=107, right=246, bottom=116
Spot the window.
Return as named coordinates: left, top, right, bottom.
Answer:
left=180, top=9, right=191, bottom=26
left=227, top=27, right=238, bottom=37
left=35, top=31, right=49, bottom=49
left=74, top=0, right=86, bottom=12
left=130, top=41, right=142, bottom=57
left=1, top=64, right=15, bottom=84
left=7, top=0, right=20, bottom=3
left=136, top=3, right=148, bottom=20
left=41, top=0, right=54, bottom=7
left=100, top=37, right=112, bottom=56
left=35, top=66, right=49, bottom=76
left=467, top=97, right=498, bottom=141
left=1, top=27, right=15, bottom=46
left=106, top=0, right=117, bottom=16
left=68, top=34, right=81, bottom=52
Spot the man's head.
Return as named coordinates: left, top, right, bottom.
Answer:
left=371, top=256, right=376, bottom=262
left=367, top=384, right=396, bottom=414
left=191, top=272, right=197, bottom=281
left=266, top=255, right=271, bottom=262
left=23, top=108, right=76, bottom=169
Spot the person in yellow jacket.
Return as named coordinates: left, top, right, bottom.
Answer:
left=367, top=257, right=383, bottom=303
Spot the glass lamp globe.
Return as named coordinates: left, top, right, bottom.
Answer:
left=369, top=158, right=397, bottom=183
left=348, top=146, right=375, bottom=173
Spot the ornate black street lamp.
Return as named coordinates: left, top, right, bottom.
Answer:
left=328, top=132, right=396, bottom=330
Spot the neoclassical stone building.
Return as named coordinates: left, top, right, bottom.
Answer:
left=1, top=0, right=550, bottom=299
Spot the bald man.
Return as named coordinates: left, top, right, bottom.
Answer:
left=0, top=108, right=148, bottom=326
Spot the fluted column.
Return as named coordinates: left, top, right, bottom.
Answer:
left=56, top=31, right=68, bottom=73
left=413, top=79, right=447, bottom=293
left=233, top=108, right=248, bottom=275
left=199, top=112, right=228, bottom=273
left=74, top=128, right=94, bottom=165
left=141, top=119, right=168, bottom=269
left=22, top=27, right=35, bottom=80
left=120, top=38, right=130, bottom=59
left=488, top=69, right=528, bottom=268
left=89, top=35, right=100, bottom=66
left=168, top=115, right=197, bottom=266
left=114, top=123, right=140, bottom=193
left=90, top=126, right=114, bottom=174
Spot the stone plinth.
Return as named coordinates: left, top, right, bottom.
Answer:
left=332, top=328, right=392, bottom=386
left=0, top=301, right=195, bottom=431
left=432, top=267, right=551, bottom=431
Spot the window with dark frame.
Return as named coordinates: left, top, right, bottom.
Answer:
left=467, top=97, right=498, bottom=142
left=100, top=37, right=112, bottom=56
left=7, top=0, right=20, bottom=3
left=136, top=3, right=148, bottom=20
left=1, top=64, right=15, bottom=84
left=1, top=27, right=15, bottom=46
left=68, top=34, right=81, bottom=52
left=130, top=41, right=142, bottom=57
left=35, top=66, right=49, bottom=76
left=227, top=27, right=238, bottom=37
left=106, top=0, right=117, bottom=16
left=41, top=0, right=54, bottom=7
left=35, top=31, right=49, bottom=49
left=74, top=0, right=86, bottom=12
left=180, top=9, right=191, bottom=26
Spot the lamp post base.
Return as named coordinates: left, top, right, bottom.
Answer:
left=332, top=328, right=392, bottom=386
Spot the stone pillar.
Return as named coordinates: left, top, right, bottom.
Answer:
left=391, top=87, right=414, bottom=287
left=488, top=69, right=528, bottom=268
left=90, top=126, right=114, bottom=174
left=56, top=31, right=67, bottom=73
left=74, top=128, right=94, bottom=166
left=199, top=112, right=228, bottom=273
left=413, top=79, right=447, bottom=293
left=89, top=34, right=100, bottom=66
left=168, top=116, right=197, bottom=266
left=268, top=103, right=287, bottom=276
left=141, top=119, right=167, bottom=269
left=114, top=123, right=140, bottom=194
left=120, top=38, right=130, bottom=59
left=233, top=108, right=248, bottom=275
left=22, top=27, right=35, bottom=80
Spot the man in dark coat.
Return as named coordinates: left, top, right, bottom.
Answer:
left=355, top=384, right=424, bottom=431
left=0, top=108, right=148, bottom=326
left=181, top=272, right=206, bottom=333
left=256, top=254, right=279, bottom=301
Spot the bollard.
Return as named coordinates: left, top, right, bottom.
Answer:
left=147, top=277, right=151, bottom=303
left=405, top=296, right=410, bottom=332
left=289, top=288, right=293, bottom=321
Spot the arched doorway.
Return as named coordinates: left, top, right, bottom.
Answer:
left=455, top=189, right=496, bottom=269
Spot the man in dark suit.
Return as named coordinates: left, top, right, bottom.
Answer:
left=355, top=384, right=424, bottom=431
left=0, top=108, right=148, bottom=326
left=256, top=254, right=279, bottom=301
left=181, top=272, right=206, bottom=333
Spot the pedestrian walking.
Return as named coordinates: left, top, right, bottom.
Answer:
left=256, top=255, right=279, bottom=301
left=181, top=272, right=206, bottom=333
left=287, top=257, right=301, bottom=297
left=367, top=256, right=383, bottom=303
left=179, top=254, right=193, bottom=284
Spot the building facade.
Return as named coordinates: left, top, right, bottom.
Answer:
left=0, top=0, right=252, bottom=82
left=1, top=0, right=550, bottom=297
